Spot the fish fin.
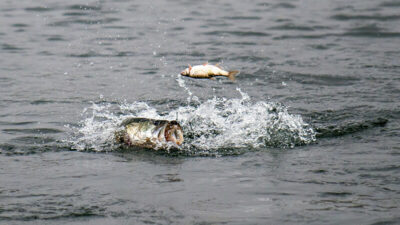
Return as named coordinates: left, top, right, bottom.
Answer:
left=227, top=70, right=239, bottom=81
left=209, top=77, right=216, bottom=80
left=215, top=63, right=222, bottom=69
left=188, top=64, right=192, bottom=73
left=203, top=62, right=208, bottom=66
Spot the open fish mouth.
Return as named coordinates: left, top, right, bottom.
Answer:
left=165, top=121, right=184, bottom=145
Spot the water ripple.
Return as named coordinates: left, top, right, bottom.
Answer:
left=203, top=30, right=270, bottom=37
left=2, top=43, right=24, bottom=51
left=49, top=18, right=120, bottom=27
left=222, top=16, right=262, bottom=20
left=67, top=4, right=101, bottom=11
left=10, top=136, right=56, bottom=145
left=2, top=128, right=62, bottom=135
left=287, top=72, right=360, bottom=86
left=332, top=14, right=400, bottom=21
left=11, top=23, right=29, bottom=28
left=315, top=118, right=388, bottom=138
left=272, top=3, right=296, bottom=9
left=24, top=7, right=53, bottom=12
left=380, top=1, right=400, bottom=7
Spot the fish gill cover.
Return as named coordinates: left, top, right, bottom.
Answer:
left=68, top=76, right=316, bottom=156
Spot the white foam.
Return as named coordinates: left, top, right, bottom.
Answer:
left=68, top=88, right=316, bottom=154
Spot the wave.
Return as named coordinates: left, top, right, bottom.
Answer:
left=315, top=117, right=388, bottom=138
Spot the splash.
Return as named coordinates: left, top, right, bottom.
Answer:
left=68, top=88, right=316, bottom=155
left=175, top=74, right=199, bottom=103
left=167, top=88, right=315, bottom=153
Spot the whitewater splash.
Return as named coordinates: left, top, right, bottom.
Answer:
left=68, top=85, right=316, bottom=155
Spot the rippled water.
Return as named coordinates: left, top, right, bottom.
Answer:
left=1, top=0, right=399, bottom=224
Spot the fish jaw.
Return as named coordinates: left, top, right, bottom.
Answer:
left=165, top=122, right=184, bottom=145
left=180, top=68, right=190, bottom=76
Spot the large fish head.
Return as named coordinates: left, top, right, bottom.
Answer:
left=165, top=121, right=184, bottom=145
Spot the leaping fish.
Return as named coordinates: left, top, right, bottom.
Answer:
left=115, top=118, right=184, bottom=150
left=180, top=63, right=239, bottom=81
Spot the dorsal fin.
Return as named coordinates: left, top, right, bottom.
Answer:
left=188, top=64, right=192, bottom=72
left=215, top=63, right=222, bottom=69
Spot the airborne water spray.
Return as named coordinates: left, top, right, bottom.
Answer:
left=68, top=75, right=316, bottom=155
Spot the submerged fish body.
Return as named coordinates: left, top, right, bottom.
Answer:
left=180, top=63, right=239, bottom=81
left=115, top=118, right=184, bottom=149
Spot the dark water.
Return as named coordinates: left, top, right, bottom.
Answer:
left=1, top=0, right=400, bottom=224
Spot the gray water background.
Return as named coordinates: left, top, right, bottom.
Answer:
left=1, top=0, right=400, bottom=224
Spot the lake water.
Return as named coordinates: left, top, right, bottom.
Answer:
left=1, top=0, right=399, bottom=224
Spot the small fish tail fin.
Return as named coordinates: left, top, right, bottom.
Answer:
left=227, top=70, right=239, bottom=81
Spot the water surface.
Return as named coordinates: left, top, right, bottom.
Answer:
left=1, top=0, right=399, bottom=224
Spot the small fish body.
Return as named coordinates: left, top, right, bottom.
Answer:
left=180, top=63, right=239, bottom=81
left=115, top=117, right=184, bottom=150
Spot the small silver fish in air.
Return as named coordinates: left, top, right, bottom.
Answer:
left=180, top=62, right=239, bottom=81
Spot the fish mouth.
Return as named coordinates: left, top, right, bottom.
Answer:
left=180, top=71, right=185, bottom=76
left=165, top=122, right=184, bottom=145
